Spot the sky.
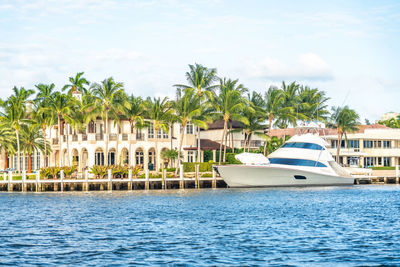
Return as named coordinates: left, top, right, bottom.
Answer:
left=0, top=0, right=399, bottom=122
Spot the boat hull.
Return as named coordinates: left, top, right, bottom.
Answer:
left=217, top=165, right=354, bottom=187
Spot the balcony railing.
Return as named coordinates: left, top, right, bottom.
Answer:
left=52, top=138, right=59, bottom=145
left=96, top=133, right=104, bottom=141
left=240, top=140, right=263, bottom=148
left=72, top=135, right=78, bottom=142
left=82, top=134, right=88, bottom=141
left=136, top=133, right=145, bottom=141
left=109, top=134, right=117, bottom=141
left=122, top=133, right=128, bottom=141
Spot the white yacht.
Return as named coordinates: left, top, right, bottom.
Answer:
left=216, top=133, right=355, bottom=187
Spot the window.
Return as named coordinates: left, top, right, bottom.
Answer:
left=157, top=129, right=168, bottom=139
left=135, top=151, right=144, bottom=165
left=348, top=140, right=359, bottom=148
left=186, top=123, right=194, bottom=134
left=188, top=151, right=195, bottom=163
left=383, top=141, right=391, bottom=148
left=378, top=157, right=382, bottom=165
left=148, top=124, right=154, bottom=139
left=269, top=158, right=327, bottom=167
left=282, top=142, right=325, bottom=150
left=364, top=140, right=373, bottom=148
left=95, top=151, right=105, bottom=165
left=364, top=157, right=375, bottom=167
left=36, top=151, right=41, bottom=170
left=331, top=140, right=336, bottom=148
left=383, top=157, right=391, bottom=166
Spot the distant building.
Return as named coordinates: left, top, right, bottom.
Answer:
left=380, top=112, right=399, bottom=121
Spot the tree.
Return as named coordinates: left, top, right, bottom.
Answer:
left=144, top=97, right=174, bottom=171
left=0, top=123, right=16, bottom=169
left=173, top=88, right=208, bottom=173
left=330, top=106, right=360, bottom=163
left=125, top=95, right=145, bottom=165
left=47, top=92, right=74, bottom=166
left=0, top=86, right=34, bottom=173
left=174, top=63, right=218, bottom=161
left=62, top=72, right=90, bottom=94
left=276, top=81, right=300, bottom=130
left=211, top=78, right=249, bottom=164
left=298, top=85, right=330, bottom=123
left=161, top=148, right=179, bottom=168
left=236, top=92, right=266, bottom=152
left=20, top=124, right=47, bottom=173
left=91, top=77, right=127, bottom=166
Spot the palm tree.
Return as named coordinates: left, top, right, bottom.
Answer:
left=20, top=124, right=47, bottom=173
left=160, top=148, right=179, bottom=168
left=0, top=123, right=16, bottom=169
left=0, top=86, right=34, bottom=173
left=144, top=97, right=174, bottom=171
left=277, top=82, right=301, bottom=131
left=173, top=88, right=208, bottom=173
left=211, top=78, right=249, bottom=164
left=125, top=95, right=145, bottom=165
left=91, top=77, right=127, bottom=166
left=34, top=83, right=56, bottom=167
left=174, top=63, right=218, bottom=161
left=62, top=72, right=90, bottom=94
left=47, top=92, right=74, bottom=166
left=330, top=106, right=360, bottom=163
left=298, top=86, right=330, bottom=123
left=237, top=92, right=266, bottom=152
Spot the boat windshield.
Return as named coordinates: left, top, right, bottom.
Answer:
left=281, top=142, right=325, bottom=150
left=269, top=158, right=327, bottom=167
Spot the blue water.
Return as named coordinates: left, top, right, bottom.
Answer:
left=1, top=186, right=400, bottom=266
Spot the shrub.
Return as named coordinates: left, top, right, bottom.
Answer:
left=182, top=162, right=215, bottom=172
left=62, top=166, right=77, bottom=178
left=225, top=153, right=241, bottom=164
left=201, top=172, right=213, bottom=177
left=166, top=167, right=176, bottom=172
left=90, top=165, right=108, bottom=179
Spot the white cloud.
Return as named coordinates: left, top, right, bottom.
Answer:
left=247, top=53, right=333, bottom=81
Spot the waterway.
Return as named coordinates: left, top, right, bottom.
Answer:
left=1, top=185, right=400, bottom=266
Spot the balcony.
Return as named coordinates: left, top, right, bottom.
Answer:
left=136, top=133, right=145, bottom=141
left=122, top=133, right=128, bottom=141
left=52, top=138, right=59, bottom=145
left=62, top=135, right=67, bottom=142
left=109, top=134, right=117, bottom=141
left=96, top=133, right=104, bottom=141
left=240, top=140, right=263, bottom=148
left=72, top=135, right=78, bottom=142
left=82, top=134, right=88, bottom=141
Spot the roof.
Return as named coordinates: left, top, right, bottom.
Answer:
left=183, top=139, right=230, bottom=151
left=204, top=120, right=245, bottom=130
left=268, top=124, right=389, bottom=139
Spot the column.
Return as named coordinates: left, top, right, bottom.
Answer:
left=212, top=150, right=216, bottom=163
left=144, top=149, right=149, bottom=171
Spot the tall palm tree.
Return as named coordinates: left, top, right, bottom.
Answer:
left=125, top=95, right=145, bottom=165
left=330, top=106, right=360, bottom=163
left=47, top=92, right=74, bottom=166
left=277, top=81, right=301, bottom=130
left=236, top=92, right=266, bottom=152
left=211, top=78, right=249, bottom=164
left=174, top=63, right=218, bottom=161
left=62, top=72, right=90, bottom=94
left=20, top=124, right=47, bottom=173
left=91, top=77, right=127, bottom=166
left=298, top=86, right=330, bottom=123
left=0, top=123, right=16, bottom=169
left=34, top=83, right=56, bottom=167
left=0, top=86, right=34, bottom=173
left=173, top=88, right=208, bottom=173
left=144, top=97, right=174, bottom=171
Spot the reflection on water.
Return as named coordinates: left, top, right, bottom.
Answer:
left=1, top=185, right=400, bottom=266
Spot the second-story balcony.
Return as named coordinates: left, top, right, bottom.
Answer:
left=109, top=134, right=117, bottom=141
left=62, top=135, right=67, bottom=142
left=82, top=134, right=88, bottom=141
left=122, top=133, right=128, bottom=141
left=72, top=135, right=78, bottom=142
left=52, top=138, right=59, bottom=145
left=96, top=133, right=104, bottom=141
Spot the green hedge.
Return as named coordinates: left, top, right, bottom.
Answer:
left=183, top=162, right=215, bottom=172
left=371, top=166, right=396, bottom=170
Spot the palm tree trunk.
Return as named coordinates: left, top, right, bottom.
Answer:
left=28, top=152, right=32, bottom=173
left=247, top=134, right=252, bottom=152
left=5, top=151, right=8, bottom=169
left=230, top=122, right=234, bottom=153
left=223, top=120, right=228, bottom=163
left=155, top=125, right=159, bottom=172
left=116, top=125, right=119, bottom=165
left=42, top=126, right=47, bottom=167
left=66, top=125, right=71, bottom=166
left=218, top=123, right=226, bottom=164
left=243, top=131, right=249, bottom=151
left=263, top=141, right=267, bottom=156
left=175, top=124, right=185, bottom=176
left=129, top=122, right=133, bottom=166
left=105, top=113, right=108, bottom=166
left=16, top=129, right=20, bottom=174
left=336, top=133, right=342, bottom=164
left=58, top=115, right=61, bottom=167
left=197, top=126, right=201, bottom=162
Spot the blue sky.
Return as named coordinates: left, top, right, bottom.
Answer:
left=0, top=0, right=399, bottom=121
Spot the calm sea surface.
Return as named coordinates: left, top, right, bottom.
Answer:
left=1, top=186, right=400, bottom=266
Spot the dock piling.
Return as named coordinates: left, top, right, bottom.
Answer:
left=60, top=170, right=64, bottom=192
left=179, top=165, right=184, bottom=189
left=22, top=171, right=26, bottom=192
left=108, top=169, right=112, bottom=191
left=162, top=169, right=166, bottom=190
left=212, top=167, right=216, bottom=189
left=35, top=171, right=40, bottom=192
left=85, top=170, right=89, bottom=192
left=128, top=169, right=132, bottom=190
left=145, top=169, right=149, bottom=190
left=195, top=164, right=199, bottom=189
left=8, top=171, right=12, bottom=192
